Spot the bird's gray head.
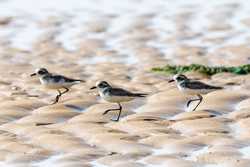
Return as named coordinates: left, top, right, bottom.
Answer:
left=30, top=68, right=49, bottom=77
left=90, top=81, right=111, bottom=90
left=169, top=74, right=188, bottom=83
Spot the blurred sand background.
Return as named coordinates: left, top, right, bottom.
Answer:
left=0, top=0, right=250, bottom=166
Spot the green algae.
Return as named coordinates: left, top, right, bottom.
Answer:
left=152, top=64, right=250, bottom=76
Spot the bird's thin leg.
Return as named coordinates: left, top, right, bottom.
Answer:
left=56, top=87, right=69, bottom=103
left=51, top=87, right=69, bottom=105
left=187, top=98, right=199, bottom=107
left=61, top=87, right=69, bottom=96
left=103, top=103, right=121, bottom=115
left=187, top=99, right=195, bottom=107
left=114, top=103, right=122, bottom=122
left=187, top=94, right=201, bottom=107
left=51, top=89, right=62, bottom=104
left=192, top=94, right=203, bottom=111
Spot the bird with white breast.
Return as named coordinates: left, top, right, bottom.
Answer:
left=31, top=68, right=85, bottom=104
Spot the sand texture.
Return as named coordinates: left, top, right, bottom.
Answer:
left=0, top=0, right=249, bottom=166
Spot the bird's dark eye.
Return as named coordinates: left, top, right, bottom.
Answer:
left=99, top=83, right=105, bottom=87
left=98, top=82, right=108, bottom=88
left=38, top=70, right=45, bottom=75
left=177, top=76, right=185, bottom=80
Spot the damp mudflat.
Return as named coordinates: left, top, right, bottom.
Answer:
left=0, top=0, right=250, bottom=166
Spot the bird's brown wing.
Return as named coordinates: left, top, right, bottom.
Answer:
left=182, top=81, right=222, bottom=90
left=51, top=74, right=84, bottom=83
left=108, top=88, right=147, bottom=97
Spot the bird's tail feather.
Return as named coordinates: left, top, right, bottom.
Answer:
left=133, top=93, right=148, bottom=97
left=74, top=79, right=85, bottom=83
left=212, top=86, right=223, bottom=90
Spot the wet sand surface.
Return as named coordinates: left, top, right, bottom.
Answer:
left=0, top=0, right=250, bottom=166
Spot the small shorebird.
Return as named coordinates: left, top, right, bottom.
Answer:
left=31, top=68, right=84, bottom=104
left=169, top=74, right=223, bottom=111
left=90, top=81, right=147, bottom=121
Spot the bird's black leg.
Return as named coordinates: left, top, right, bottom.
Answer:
left=114, top=103, right=122, bottom=122
left=187, top=99, right=195, bottom=107
left=57, top=87, right=69, bottom=102
left=187, top=98, right=200, bottom=107
left=103, top=103, right=123, bottom=121
left=186, top=94, right=203, bottom=111
left=192, top=94, right=203, bottom=111
left=103, top=103, right=121, bottom=115
left=51, top=89, right=62, bottom=104
left=61, top=87, right=69, bottom=96
left=51, top=87, right=69, bottom=105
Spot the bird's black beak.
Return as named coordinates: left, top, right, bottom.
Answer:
left=168, top=79, right=174, bottom=83
left=90, top=86, right=97, bottom=90
left=30, top=73, right=36, bottom=77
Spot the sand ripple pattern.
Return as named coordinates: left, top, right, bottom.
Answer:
left=0, top=0, right=250, bottom=166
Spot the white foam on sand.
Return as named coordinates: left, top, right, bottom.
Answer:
left=33, top=153, right=89, bottom=167
left=203, top=165, right=224, bottom=167
left=185, top=146, right=209, bottom=161
left=137, top=157, right=162, bottom=167
left=0, top=0, right=249, bottom=55
left=228, top=122, right=243, bottom=140
left=32, top=154, right=63, bottom=167
left=89, top=160, right=109, bottom=167
left=239, top=146, right=250, bottom=159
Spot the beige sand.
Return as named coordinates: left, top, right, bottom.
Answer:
left=0, top=0, right=249, bottom=166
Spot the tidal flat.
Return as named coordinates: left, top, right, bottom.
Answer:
left=0, top=0, right=249, bottom=166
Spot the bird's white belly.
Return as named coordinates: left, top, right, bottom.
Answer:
left=179, top=86, right=215, bottom=95
left=40, top=78, right=75, bottom=89
left=101, top=94, right=135, bottom=103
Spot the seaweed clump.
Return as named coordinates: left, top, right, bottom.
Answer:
left=152, top=64, right=250, bottom=76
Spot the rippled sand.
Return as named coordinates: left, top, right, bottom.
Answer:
left=0, top=0, right=250, bottom=166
